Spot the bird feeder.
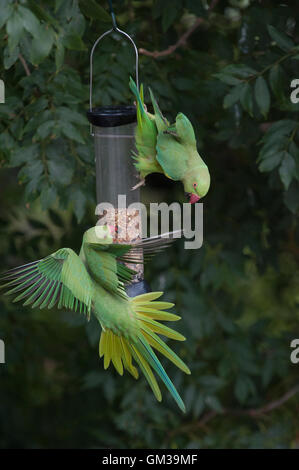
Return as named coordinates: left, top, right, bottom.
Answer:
left=87, top=20, right=148, bottom=295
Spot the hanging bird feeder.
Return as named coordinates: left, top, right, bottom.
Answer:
left=86, top=5, right=149, bottom=295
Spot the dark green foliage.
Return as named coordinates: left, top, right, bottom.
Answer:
left=0, top=0, right=299, bottom=449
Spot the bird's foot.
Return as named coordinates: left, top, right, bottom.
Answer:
left=133, top=101, right=148, bottom=112
left=131, top=178, right=145, bottom=190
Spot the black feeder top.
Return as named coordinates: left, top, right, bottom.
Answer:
left=87, top=105, right=136, bottom=128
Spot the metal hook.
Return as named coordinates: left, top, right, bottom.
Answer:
left=89, top=27, right=139, bottom=113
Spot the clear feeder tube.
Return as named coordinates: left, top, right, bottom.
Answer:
left=91, top=115, right=144, bottom=284
left=94, top=122, right=140, bottom=207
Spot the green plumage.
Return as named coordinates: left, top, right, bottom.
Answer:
left=130, top=78, right=211, bottom=200
left=1, top=226, right=190, bottom=412
left=129, top=77, right=163, bottom=179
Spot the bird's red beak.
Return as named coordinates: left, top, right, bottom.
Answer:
left=189, top=193, right=201, bottom=204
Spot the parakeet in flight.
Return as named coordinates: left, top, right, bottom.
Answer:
left=130, top=78, right=211, bottom=203
left=0, top=226, right=190, bottom=412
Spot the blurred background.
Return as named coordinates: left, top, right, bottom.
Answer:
left=0, top=0, right=299, bottom=449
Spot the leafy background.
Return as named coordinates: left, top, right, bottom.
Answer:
left=0, top=0, right=299, bottom=449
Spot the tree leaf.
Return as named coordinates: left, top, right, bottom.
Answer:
left=279, top=152, right=296, bottom=189
left=259, top=150, right=283, bottom=172
left=40, top=184, right=58, bottom=210
left=223, top=84, right=244, bottom=108
left=55, top=43, right=65, bottom=70
left=36, top=120, right=56, bottom=139
left=48, top=156, right=74, bottom=186
left=240, top=82, right=253, bottom=116
left=21, top=159, right=43, bottom=182
left=71, top=186, right=87, bottom=222
left=221, top=64, right=257, bottom=78
left=19, top=6, right=41, bottom=38
left=10, top=144, right=39, bottom=167
left=4, top=46, right=19, bottom=70
left=269, top=64, right=285, bottom=99
left=234, top=376, right=249, bottom=403
left=214, top=73, right=243, bottom=86
left=267, top=25, right=294, bottom=52
left=57, top=107, right=87, bottom=125
left=284, top=183, right=299, bottom=214
left=79, top=0, right=111, bottom=22
left=205, top=395, right=223, bottom=412
left=0, top=3, right=13, bottom=29
left=26, top=0, right=59, bottom=28
left=289, top=141, right=299, bottom=181
left=6, top=10, right=24, bottom=51
left=193, top=395, right=205, bottom=418
left=63, top=33, right=86, bottom=51
left=61, top=121, right=85, bottom=143
left=255, top=76, right=270, bottom=118
left=30, top=26, right=54, bottom=64
left=261, top=120, right=297, bottom=140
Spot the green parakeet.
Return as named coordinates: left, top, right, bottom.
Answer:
left=130, top=78, right=211, bottom=203
left=150, top=89, right=211, bottom=204
left=1, top=226, right=190, bottom=412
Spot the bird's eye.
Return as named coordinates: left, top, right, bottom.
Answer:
left=193, top=183, right=197, bottom=188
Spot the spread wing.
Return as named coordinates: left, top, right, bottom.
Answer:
left=82, top=243, right=137, bottom=300
left=84, top=230, right=182, bottom=297
left=1, top=248, right=92, bottom=317
left=113, top=230, right=182, bottom=264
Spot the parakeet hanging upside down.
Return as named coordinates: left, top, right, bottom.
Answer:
left=0, top=226, right=190, bottom=412
left=130, top=78, right=211, bottom=203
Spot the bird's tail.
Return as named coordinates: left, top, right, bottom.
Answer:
left=129, top=76, right=146, bottom=128
left=148, top=87, right=169, bottom=132
left=99, top=291, right=190, bottom=412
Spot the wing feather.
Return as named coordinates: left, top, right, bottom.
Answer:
left=1, top=248, right=92, bottom=317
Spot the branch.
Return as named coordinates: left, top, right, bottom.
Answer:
left=247, top=384, right=299, bottom=417
left=18, top=54, right=31, bottom=76
left=139, top=0, right=219, bottom=59
left=166, top=384, right=299, bottom=442
left=139, top=17, right=205, bottom=58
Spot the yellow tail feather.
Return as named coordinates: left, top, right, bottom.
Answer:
left=120, top=337, right=139, bottom=379
left=98, top=292, right=189, bottom=410
left=132, top=292, right=163, bottom=303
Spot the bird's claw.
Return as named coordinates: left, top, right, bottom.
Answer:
left=131, top=178, right=145, bottom=190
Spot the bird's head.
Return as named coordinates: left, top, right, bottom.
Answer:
left=184, top=166, right=211, bottom=204
left=83, top=225, right=114, bottom=244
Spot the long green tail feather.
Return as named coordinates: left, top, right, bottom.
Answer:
left=149, top=87, right=168, bottom=133
left=141, top=327, right=190, bottom=375
left=137, top=336, right=185, bottom=412
left=129, top=76, right=145, bottom=116
left=129, top=343, right=162, bottom=402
